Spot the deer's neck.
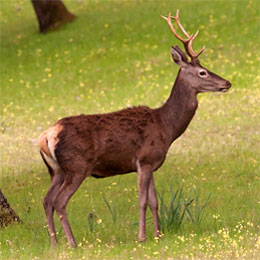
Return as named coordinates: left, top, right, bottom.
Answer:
left=158, top=73, right=198, bottom=145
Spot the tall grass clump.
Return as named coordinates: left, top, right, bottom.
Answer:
left=102, top=195, right=117, bottom=224
left=158, top=186, right=210, bottom=233
left=186, top=190, right=210, bottom=231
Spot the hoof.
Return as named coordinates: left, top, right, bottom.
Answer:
left=138, top=237, right=146, bottom=242
left=69, top=242, right=77, bottom=248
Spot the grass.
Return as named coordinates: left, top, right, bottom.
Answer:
left=0, top=0, right=260, bottom=259
left=157, top=186, right=211, bottom=234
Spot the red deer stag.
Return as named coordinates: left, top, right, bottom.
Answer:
left=38, top=10, right=231, bottom=247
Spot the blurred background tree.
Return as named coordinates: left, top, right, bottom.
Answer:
left=31, top=0, right=76, bottom=33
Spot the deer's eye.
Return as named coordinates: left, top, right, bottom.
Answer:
left=199, top=70, right=207, bottom=77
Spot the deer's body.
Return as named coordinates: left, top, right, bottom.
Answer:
left=40, top=82, right=197, bottom=179
left=39, top=10, right=231, bottom=247
left=43, top=106, right=168, bottom=178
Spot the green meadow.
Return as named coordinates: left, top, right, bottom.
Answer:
left=0, top=0, right=259, bottom=259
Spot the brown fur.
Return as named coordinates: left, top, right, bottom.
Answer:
left=54, top=106, right=167, bottom=177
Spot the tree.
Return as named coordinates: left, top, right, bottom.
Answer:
left=0, top=188, right=21, bottom=227
left=31, top=0, right=76, bottom=33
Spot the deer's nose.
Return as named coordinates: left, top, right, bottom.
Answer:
left=226, top=81, right=232, bottom=87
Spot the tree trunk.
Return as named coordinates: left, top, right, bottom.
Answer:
left=31, top=0, right=76, bottom=33
left=0, top=188, right=21, bottom=227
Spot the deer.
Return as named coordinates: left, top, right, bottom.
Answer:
left=38, top=10, right=231, bottom=248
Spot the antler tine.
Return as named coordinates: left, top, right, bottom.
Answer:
left=161, top=12, right=188, bottom=43
left=187, top=31, right=206, bottom=59
left=170, top=9, right=190, bottom=39
left=161, top=10, right=206, bottom=60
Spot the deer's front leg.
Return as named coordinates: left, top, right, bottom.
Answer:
left=148, top=173, right=160, bottom=239
left=137, top=163, right=153, bottom=242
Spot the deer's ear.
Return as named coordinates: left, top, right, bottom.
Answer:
left=175, top=45, right=188, bottom=62
left=171, top=46, right=187, bottom=67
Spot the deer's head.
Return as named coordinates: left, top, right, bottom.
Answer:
left=162, top=10, right=231, bottom=93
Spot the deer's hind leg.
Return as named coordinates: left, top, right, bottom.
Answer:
left=41, top=152, right=64, bottom=247
left=53, top=167, right=90, bottom=248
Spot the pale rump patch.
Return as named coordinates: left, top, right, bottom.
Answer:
left=38, top=124, right=63, bottom=161
left=42, top=151, right=61, bottom=171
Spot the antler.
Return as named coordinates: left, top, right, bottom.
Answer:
left=161, top=10, right=205, bottom=60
